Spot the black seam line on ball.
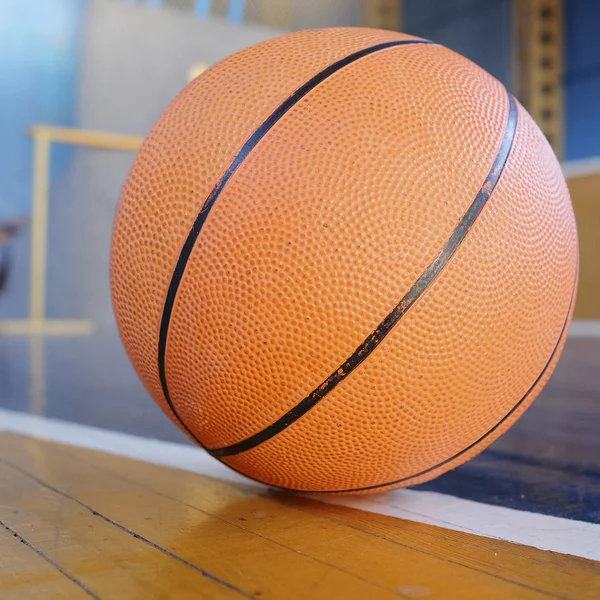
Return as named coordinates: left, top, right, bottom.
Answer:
left=311, top=272, right=577, bottom=494
left=220, top=270, right=578, bottom=495
left=157, top=38, right=433, bottom=444
left=209, top=93, right=519, bottom=459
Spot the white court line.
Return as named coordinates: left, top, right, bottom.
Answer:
left=569, top=320, right=600, bottom=338
left=1, top=408, right=599, bottom=561
left=562, top=155, right=600, bottom=179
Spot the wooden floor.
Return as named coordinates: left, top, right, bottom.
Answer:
left=1, top=431, right=599, bottom=599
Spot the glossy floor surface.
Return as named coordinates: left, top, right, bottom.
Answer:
left=1, top=431, right=599, bottom=600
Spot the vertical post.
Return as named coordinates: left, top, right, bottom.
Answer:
left=363, top=0, right=402, bottom=31
left=228, top=0, right=246, bottom=23
left=514, top=0, right=564, bottom=159
left=195, top=0, right=211, bottom=18
left=29, top=336, right=46, bottom=416
left=29, top=131, right=51, bottom=324
left=259, top=0, right=291, bottom=29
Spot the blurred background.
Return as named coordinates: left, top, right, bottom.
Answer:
left=0, top=0, right=598, bottom=491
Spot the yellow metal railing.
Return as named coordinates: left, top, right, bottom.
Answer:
left=363, top=0, right=403, bottom=30
left=0, top=125, right=144, bottom=336
left=513, top=0, right=564, bottom=159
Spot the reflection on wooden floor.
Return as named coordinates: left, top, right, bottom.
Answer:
left=1, top=432, right=599, bottom=599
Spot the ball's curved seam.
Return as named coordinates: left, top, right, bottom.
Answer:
left=222, top=273, right=575, bottom=494
left=157, top=38, right=432, bottom=446
left=299, top=269, right=577, bottom=493
left=208, top=94, right=518, bottom=458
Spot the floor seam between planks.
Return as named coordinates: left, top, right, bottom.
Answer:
left=0, top=518, right=101, bottom=600
left=0, top=455, right=254, bottom=600
left=280, top=501, right=569, bottom=600
left=44, top=438, right=426, bottom=596
left=54, top=438, right=567, bottom=600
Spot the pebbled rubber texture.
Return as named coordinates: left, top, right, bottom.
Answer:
left=111, top=28, right=578, bottom=493
left=158, top=38, right=432, bottom=446
left=208, top=95, right=518, bottom=459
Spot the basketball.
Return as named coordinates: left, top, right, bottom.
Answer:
left=110, top=28, right=578, bottom=494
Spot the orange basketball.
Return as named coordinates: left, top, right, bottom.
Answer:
left=111, top=28, right=578, bottom=494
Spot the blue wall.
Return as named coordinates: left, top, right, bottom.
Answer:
left=565, top=0, right=600, bottom=160
left=404, top=0, right=600, bottom=161
left=0, top=0, right=86, bottom=220
left=404, top=0, right=512, bottom=89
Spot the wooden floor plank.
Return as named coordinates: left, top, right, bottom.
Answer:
left=51, top=436, right=600, bottom=600
left=282, top=496, right=600, bottom=600
left=0, top=433, right=413, bottom=600
left=0, top=432, right=578, bottom=600
left=52, top=433, right=600, bottom=599
left=0, top=449, right=247, bottom=599
left=0, top=526, right=92, bottom=600
left=84, top=446, right=600, bottom=600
